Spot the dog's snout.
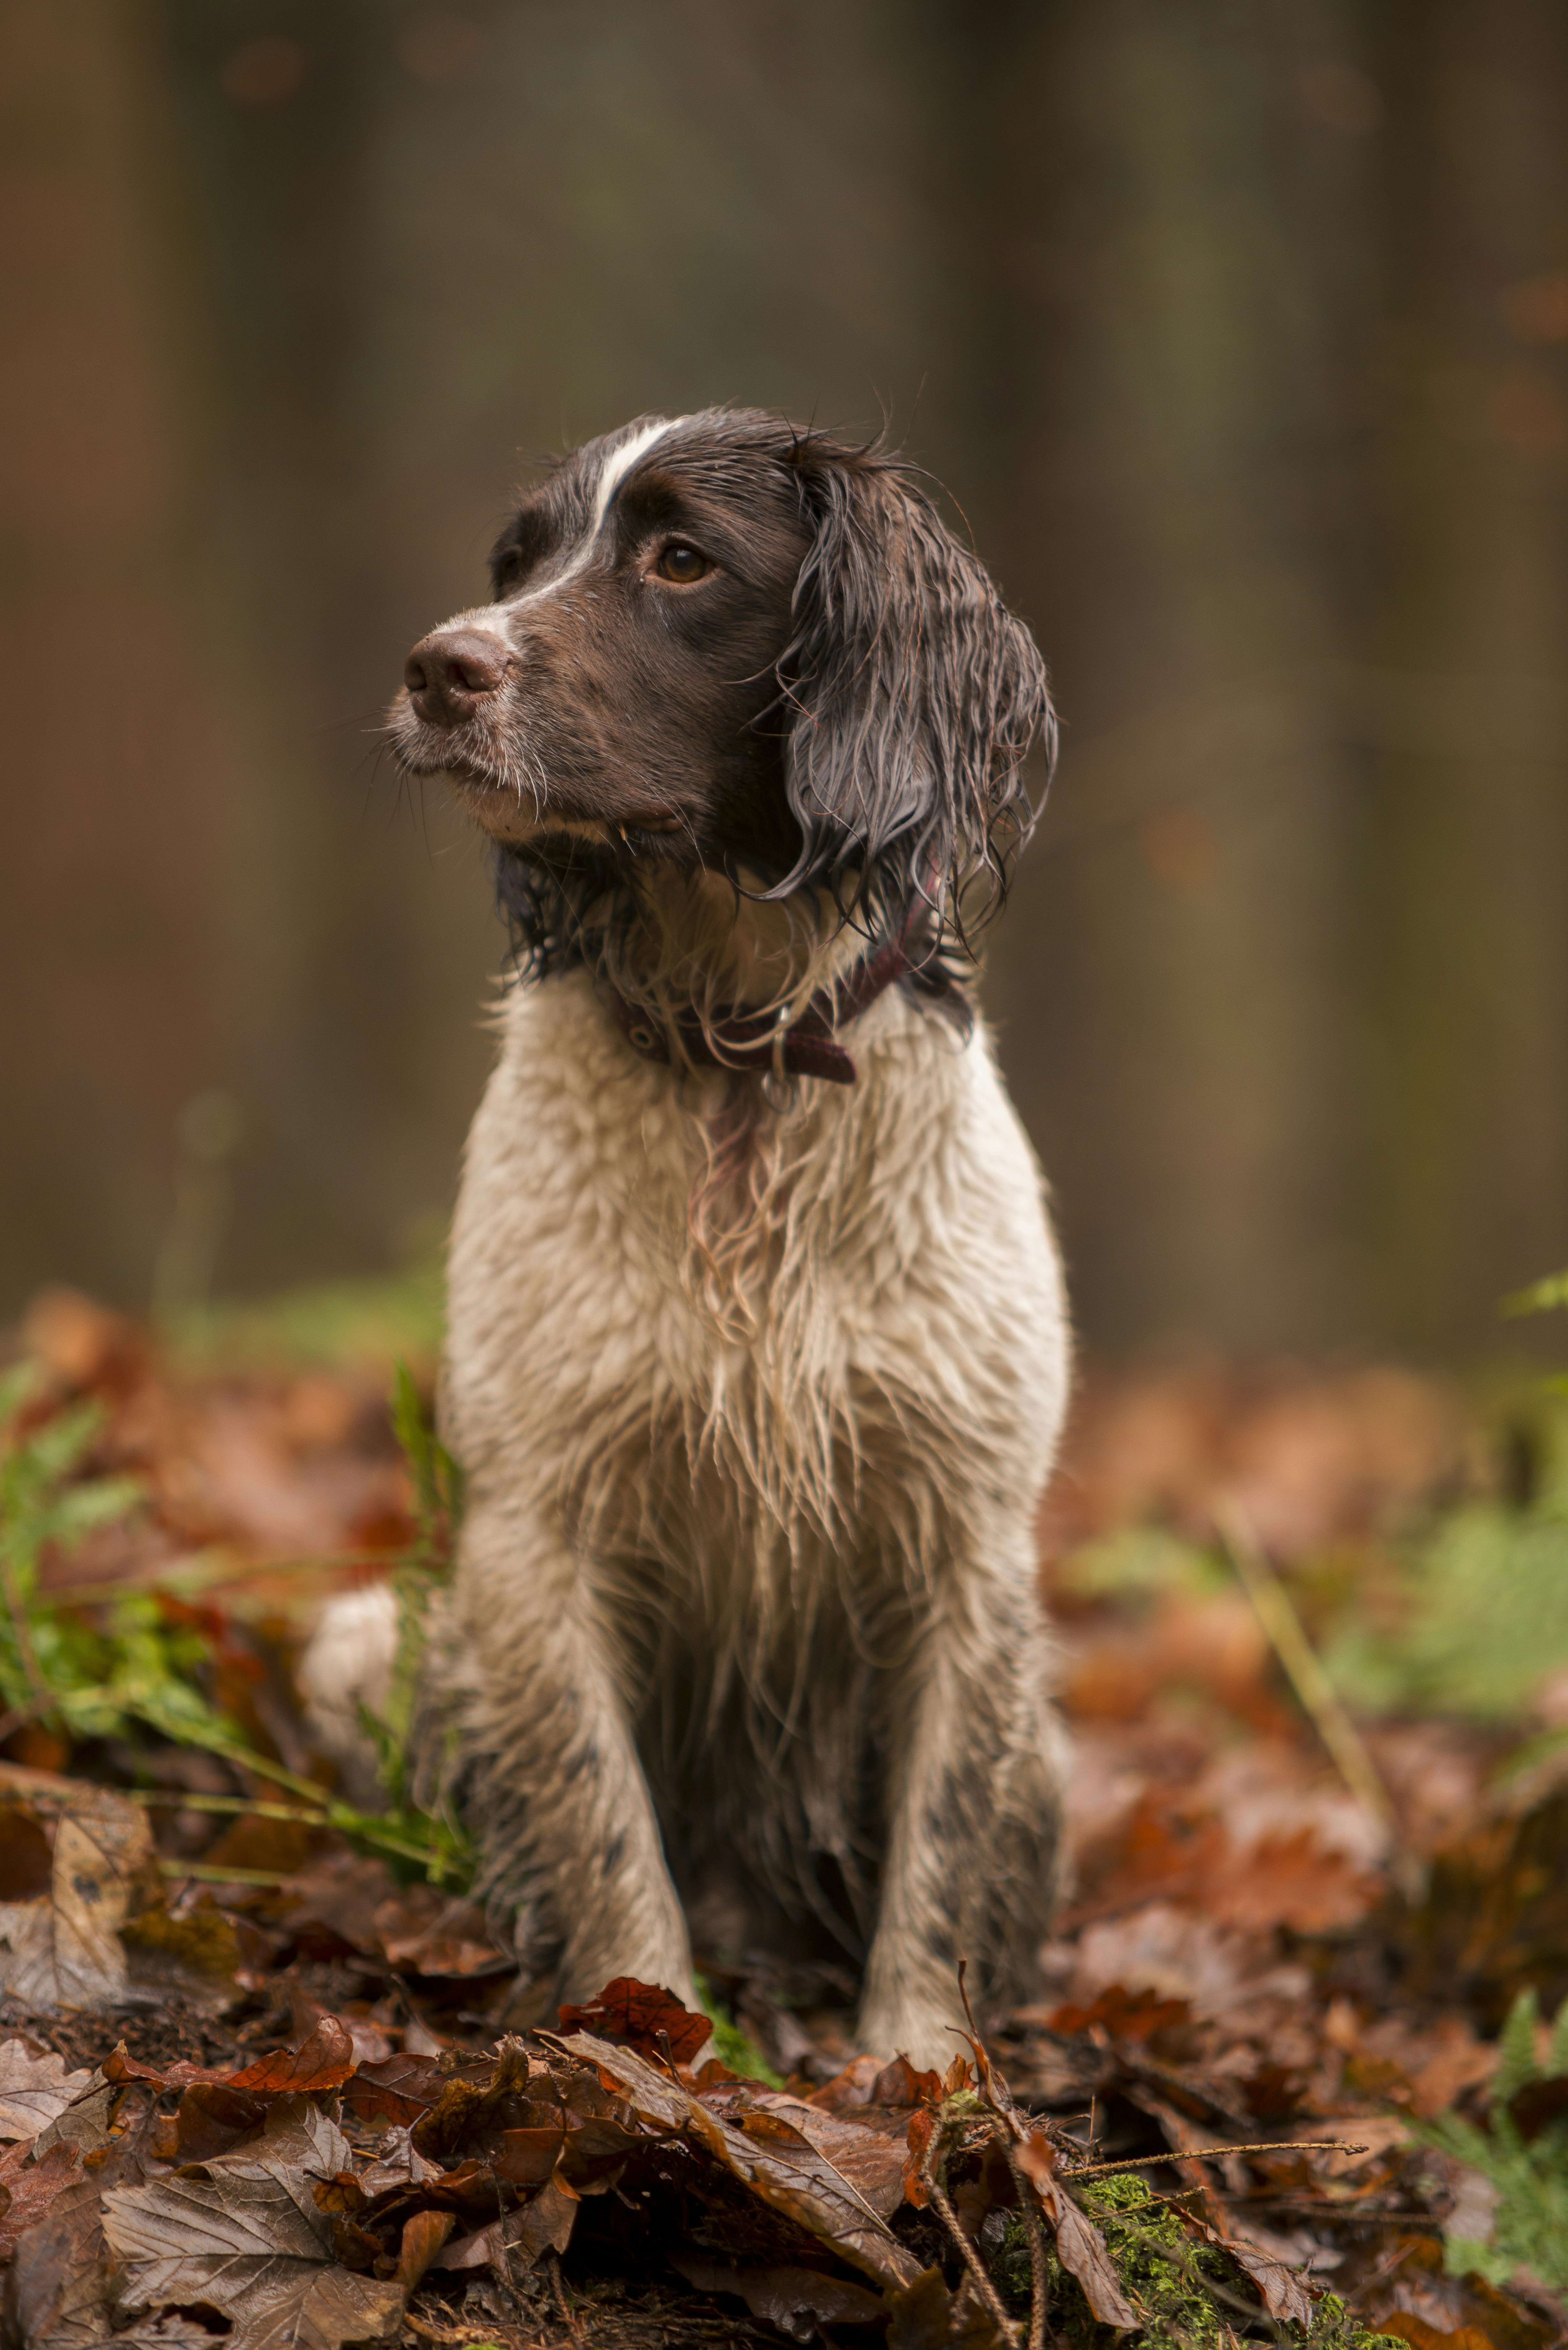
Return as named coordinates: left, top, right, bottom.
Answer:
left=404, top=628, right=511, bottom=725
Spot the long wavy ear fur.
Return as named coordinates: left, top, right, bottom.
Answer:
left=771, top=437, right=1055, bottom=950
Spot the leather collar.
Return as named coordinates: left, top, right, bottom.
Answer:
left=607, top=927, right=967, bottom=1087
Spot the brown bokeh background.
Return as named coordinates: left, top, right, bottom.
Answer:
left=4, top=2, right=1566, bottom=1358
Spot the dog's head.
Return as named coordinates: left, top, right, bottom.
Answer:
left=391, top=408, right=1054, bottom=962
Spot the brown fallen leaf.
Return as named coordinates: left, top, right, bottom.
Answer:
left=553, top=2028, right=921, bottom=2291
left=433, top=2169, right=579, bottom=2275
left=169, top=2081, right=270, bottom=2162
left=372, top=1888, right=511, bottom=1978
left=407, top=2036, right=536, bottom=2161
left=343, top=2051, right=448, bottom=2129
left=0, top=1809, right=52, bottom=1902
left=358, top=2120, right=443, bottom=2198
left=227, top=2013, right=358, bottom=2096
left=1173, top=2203, right=1312, bottom=2325
left=718, top=2092, right=911, bottom=2217
left=4, top=2135, right=141, bottom=2348
left=0, top=1787, right=154, bottom=2012
left=0, top=2136, right=83, bottom=2260
left=33, top=2066, right=118, bottom=2158
left=556, top=1976, right=712, bottom=2065
left=102, top=2096, right=402, bottom=2349
left=740, top=2104, right=909, bottom=2219
left=1379, top=2322, right=1496, bottom=2350
left=674, top=2254, right=884, bottom=2339
left=394, top=2207, right=455, bottom=2291
left=224, top=2266, right=405, bottom=2350
left=1014, top=2133, right=1138, bottom=2331
left=0, top=2040, right=93, bottom=2141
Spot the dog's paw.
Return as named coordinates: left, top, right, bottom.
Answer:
left=297, top=1582, right=400, bottom=1806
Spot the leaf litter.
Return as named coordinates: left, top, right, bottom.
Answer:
left=0, top=1290, right=1566, bottom=2341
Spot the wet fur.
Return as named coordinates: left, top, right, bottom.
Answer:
left=305, top=409, right=1071, bottom=2066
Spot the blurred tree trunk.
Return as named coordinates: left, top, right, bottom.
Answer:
left=160, top=0, right=495, bottom=1290
left=1361, top=0, right=1568, bottom=1349
left=923, top=0, right=1368, bottom=1355
left=0, top=0, right=231, bottom=1309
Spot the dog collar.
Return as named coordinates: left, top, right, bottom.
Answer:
left=607, top=929, right=961, bottom=1086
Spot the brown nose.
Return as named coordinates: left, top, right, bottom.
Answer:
left=403, top=628, right=511, bottom=726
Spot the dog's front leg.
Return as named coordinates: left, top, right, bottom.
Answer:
left=856, top=1550, right=1065, bottom=2072
left=442, top=1497, right=696, bottom=2010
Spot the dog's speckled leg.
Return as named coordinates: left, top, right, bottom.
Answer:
left=436, top=1496, right=696, bottom=2009
left=856, top=1525, right=1066, bottom=2072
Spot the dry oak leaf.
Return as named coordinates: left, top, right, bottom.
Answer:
left=433, top=2169, right=579, bottom=2276
left=0, top=2040, right=92, bottom=2141
left=227, top=2013, right=358, bottom=2096
left=5, top=2138, right=140, bottom=2350
left=0, top=2135, right=83, bottom=2259
left=1173, top=2203, right=1312, bottom=2327
left=0, top=1792, right=154, bottom=2012
left=556, top=1976, right=712, bottom=2065
left=343, top=2052, right=448, bottom=2130
left=357, top=2120, right=443, bottom=2198
left=102, top=2097, right=403, bottom=2349
left=1013, top=2133, right=1138, bottom=2331
left=552, top=2028, right=921, bottom=2292
left=33, top=2066, right=119, bottom=2159
left=720, top=2094, right=910, bottom=2219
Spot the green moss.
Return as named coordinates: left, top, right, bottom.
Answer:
left=993, top=2174, right=1403, bottom=2350
left=694, top=1976, right=785, bottom=2088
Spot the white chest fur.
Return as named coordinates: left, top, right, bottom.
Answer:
left=443, top=971, right=1068, bottom=1617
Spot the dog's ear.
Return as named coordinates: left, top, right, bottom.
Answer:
left=770, top=440, right=1055, bottom=942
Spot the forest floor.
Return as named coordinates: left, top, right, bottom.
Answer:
left=0, top=1278, right=1565, bottom=2348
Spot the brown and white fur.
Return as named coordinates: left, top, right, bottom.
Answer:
left=301, top=409, right=1071, bottom=2068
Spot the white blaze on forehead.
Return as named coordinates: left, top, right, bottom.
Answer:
left=501, top=413, right=685, bottom=611
left=588, top=414, right=680, bottom=531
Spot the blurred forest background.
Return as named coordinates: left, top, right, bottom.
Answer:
left=3, top=0, right=1565, bottom=1363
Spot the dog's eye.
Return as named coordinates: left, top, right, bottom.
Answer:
left=656, top=543, right=709, bottom=584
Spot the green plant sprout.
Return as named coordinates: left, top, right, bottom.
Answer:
left=0, top=1360, right=472, bottom=1888
left=1423, top=1988, right=1568, bottom=2289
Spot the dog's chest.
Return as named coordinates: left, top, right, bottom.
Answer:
left=444, top=975, right=1062, bottom=1556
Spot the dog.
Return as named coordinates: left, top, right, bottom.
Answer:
left=301, top=408, right=1071, bottom=2069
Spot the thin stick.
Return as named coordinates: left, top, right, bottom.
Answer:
left=1002, top=2146, right=1050, bottom=2350
left=1217, top=1502, right=1397, bottom=1835
left=548, top=2249, right=583, bottom=2345
left=1065, top=2138, right=1366, bottom=2181
left=918, top=2105, right=1021, bottom=2345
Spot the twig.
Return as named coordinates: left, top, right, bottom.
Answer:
left=548, top=2249, right=584, bottom=2345
left=1065, top=2138, right=1367, bottom=2180
left=1217, top=1501, right=1398, bottom=1837
left=917, top=2097, right=1021, bottom=2346
left=1001, top=2145, right=1050, bottom=2350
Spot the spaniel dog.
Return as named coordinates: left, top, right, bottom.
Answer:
left=303, top=408, right=1071, bottom=2068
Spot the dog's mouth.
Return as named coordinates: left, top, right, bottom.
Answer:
left=388, top=698, right=686, bottom=847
